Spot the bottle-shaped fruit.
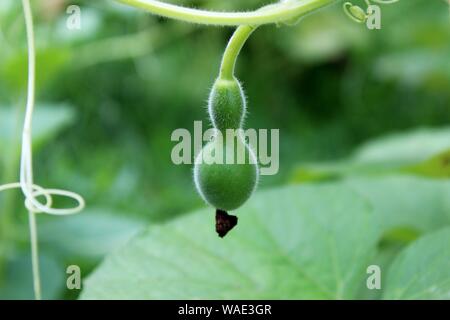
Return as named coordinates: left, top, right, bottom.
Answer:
left=194, top=77, right=259, bottom=236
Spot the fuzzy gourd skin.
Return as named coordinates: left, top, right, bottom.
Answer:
left=194, top=138, right=258, bottom=211
left=208, top=78, right=246, bottom=131
left=194, top=77, right=259, bottom=211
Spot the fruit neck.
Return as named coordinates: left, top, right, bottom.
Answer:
left=219, top=25, right=257, bottom=81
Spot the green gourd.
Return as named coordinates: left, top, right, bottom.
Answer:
left=194, top=77, right=259, bottom=212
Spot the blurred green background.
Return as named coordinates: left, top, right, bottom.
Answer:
left=0, top=0, right=449, bottom=299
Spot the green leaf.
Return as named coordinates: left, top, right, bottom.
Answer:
left=81, top=176, right=450, bottom=300
left=291, top=127, right=450, bottom=182
left=81, top=184, right=378, bottom=299
left=344, top=176, right=450, bottom=234
left=383, top=227, right=450, bottom=299
left=403, top=149, right=450, bottom=178
left=356, top=243, right=404, bottom=300
left=352, top=127, right=450, bottom=166
left=348, top=176, right=450, bottom=299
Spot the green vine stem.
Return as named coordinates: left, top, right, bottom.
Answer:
left=117, top=0, right=338, bottom=26
left=219, top=25, right=257, bottom=80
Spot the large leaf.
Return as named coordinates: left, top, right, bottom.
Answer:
left=404, top=150, right=450, bottom=179
left=383, top=227, right=450, bottom=299
left=292, top=127, right=450, bottom=182
left=344, top=176, right=450, bottom=233
left=348, top=176, right=450, bottom=299
left=81, top=184, right=378, bottom=299
left=352, top=127, right=450, bottom=166
left=81, top=176, right=450, bottom=299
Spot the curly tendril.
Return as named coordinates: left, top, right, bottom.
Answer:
left=343, top=0, right=400, bottom=23
left=0, top=0, right=84, bottom=300
left=0, top=183, right=85, bottom=215
left=0, top=1, right=85, bottom=215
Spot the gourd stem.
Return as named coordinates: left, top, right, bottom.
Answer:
left=219, top=25, right=257, bottom=81
left=117, top=0, right=337, bottom=26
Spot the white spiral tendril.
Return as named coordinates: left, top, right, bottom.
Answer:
left=0, top=135, right=85, bottom=215
left=0, top=1, right=85, bottom=216
left=0, top=0, right=84, bottom=300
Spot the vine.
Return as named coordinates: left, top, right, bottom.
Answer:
left=117, top=0, right=338, bottom=26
